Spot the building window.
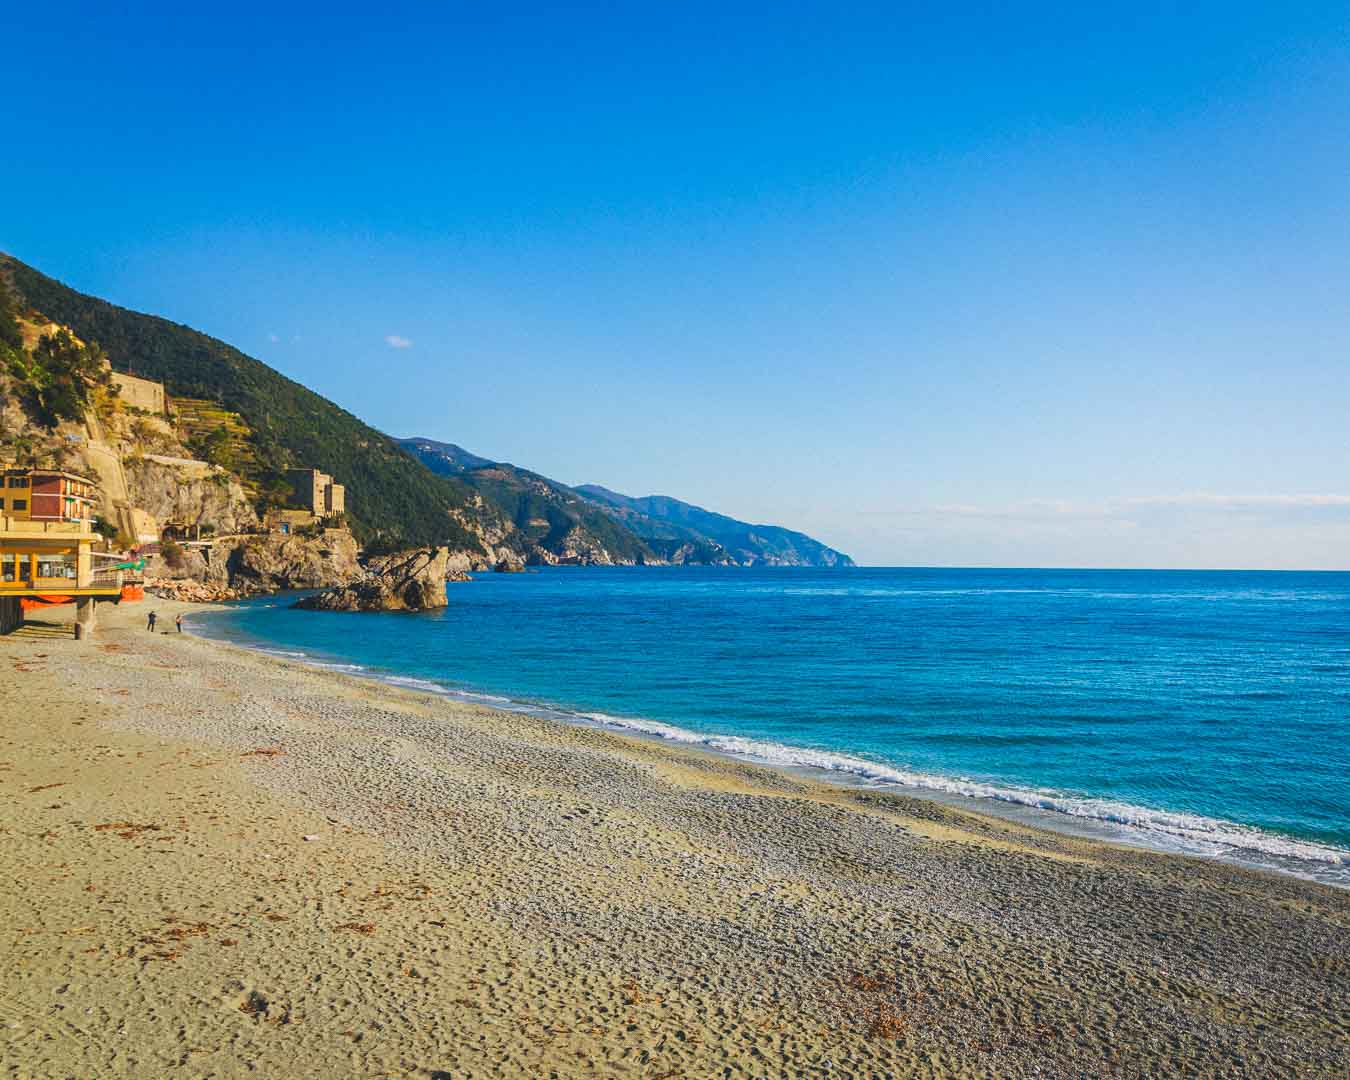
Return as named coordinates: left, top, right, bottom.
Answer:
left=1, top=554, right=15, bottom=582
left=37, top=554, right=77, bottom=580
left=0, top=499, right=5, bottom=510
left=13, top=500, right=26, bottom=511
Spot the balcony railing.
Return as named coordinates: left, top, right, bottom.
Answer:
left=0, top=516, right=94, bottom=536
left=0, top=570, right=124, bottom=591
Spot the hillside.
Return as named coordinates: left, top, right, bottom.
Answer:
left=399, top=438, right=494, bottom=474
left=577, top=485, right=856, bottom=567
left=1, top=254, right=482, bottom=553
left=401, top=439, right=656, bottom=565
left=403, top=437, right=855, bottom=568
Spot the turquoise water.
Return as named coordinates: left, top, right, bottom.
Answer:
left=192, top=567, right=1350, bottom=885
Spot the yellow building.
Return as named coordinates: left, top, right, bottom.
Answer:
left=0, top=470, right=123, bottom=636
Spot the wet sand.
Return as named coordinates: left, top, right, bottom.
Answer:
left=2, top=600, right=1347, bottom=1078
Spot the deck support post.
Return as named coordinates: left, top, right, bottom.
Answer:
left=0, top=597, right=20, bottom=635
left=74, top=597, right=98, bottom=639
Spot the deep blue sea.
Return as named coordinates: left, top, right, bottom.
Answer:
left=191, top=567, right=1350, bottom=886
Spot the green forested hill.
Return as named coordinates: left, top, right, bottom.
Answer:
left=401, top=438, right=655, bottom=564
left=1, top=254, right=481, bottom=552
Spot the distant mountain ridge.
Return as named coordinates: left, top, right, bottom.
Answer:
left=401, top=438, right=854, bottom=568
left=400, top=438, right=653, bottom=565
left=576, top=484, right=856, bottom=568
left=399, top=438, right=494, bottom=473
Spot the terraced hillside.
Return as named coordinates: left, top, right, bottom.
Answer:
left=169, top=398, right=260, bottom=486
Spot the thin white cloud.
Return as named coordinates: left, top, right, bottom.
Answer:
left=1123, top=493, right=1350, bottom=511
left=385, top=334, right=413, bottom=349
left=267, top=332, right=280, bottom=343
left=868, top=493, right=1350, bottom=521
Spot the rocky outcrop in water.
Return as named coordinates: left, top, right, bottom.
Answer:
left=294, top=547, right=465, bottom=612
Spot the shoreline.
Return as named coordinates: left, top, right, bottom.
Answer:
left=3, top=599, right=1347, bottom=1077
left=187, top=602, right=1350, bottom=890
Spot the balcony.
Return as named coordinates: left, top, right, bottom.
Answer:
left=0, top=515, right=94, bottom=538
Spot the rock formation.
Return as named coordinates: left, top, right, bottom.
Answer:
left=121, top=454, right=258, bottom=538
left=145, top=578, right=247, bottom=602
left=227, top=532, right=362, bottom=592
left=294, top=547, right=465, bottom=612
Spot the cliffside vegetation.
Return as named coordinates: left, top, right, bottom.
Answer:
left=1, top=284, right=114, bottom=430
left=0, top=284, right=22, bottom=356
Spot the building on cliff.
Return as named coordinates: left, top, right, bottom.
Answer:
left=284, top=468, right=346, bottom=518
left=110, top=371, right=168, bottom=415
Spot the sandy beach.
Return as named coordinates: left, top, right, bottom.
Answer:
left=1, top=601, right=1347, bottom=1078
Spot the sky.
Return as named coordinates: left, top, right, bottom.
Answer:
left=5, top=3, right=1350, bottom=568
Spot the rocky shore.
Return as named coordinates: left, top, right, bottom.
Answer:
left=145, top=576, right=250, bottom=602
left=1, top=603, right=1346, bottom=1078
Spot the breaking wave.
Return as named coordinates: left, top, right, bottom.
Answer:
left=573, top=711, right=1350, bottom=874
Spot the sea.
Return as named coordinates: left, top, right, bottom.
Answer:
left=189, top=566, right=1350, bottom=887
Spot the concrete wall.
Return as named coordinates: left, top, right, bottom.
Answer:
left=112, top=372, right=167, bottom=415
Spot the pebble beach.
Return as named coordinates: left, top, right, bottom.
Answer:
left=2, top=600, right=1347, bottom=1078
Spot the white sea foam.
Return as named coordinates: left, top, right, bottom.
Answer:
left=455, top=690, right=514, bottom=705
left=383, top=675, right=512, bottom=704
left=575, top=711, right=1350, bottom=871
left=384, top=675, right=454, bottom=694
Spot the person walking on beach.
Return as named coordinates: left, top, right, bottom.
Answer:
left=175, top=613, right=183, bottom=634
left=147, top=610, right=157, bottom=632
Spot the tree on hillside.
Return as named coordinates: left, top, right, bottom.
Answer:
left=256, top=473, right=294, bottom=514
left=7, top=329, right=114, bottom=426
left=0, top=286, right=22, bottom=354
left=188, top=426, right=235, bottom=468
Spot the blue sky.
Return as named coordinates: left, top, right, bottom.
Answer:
left=5, top=4, right=1350, bottom=567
